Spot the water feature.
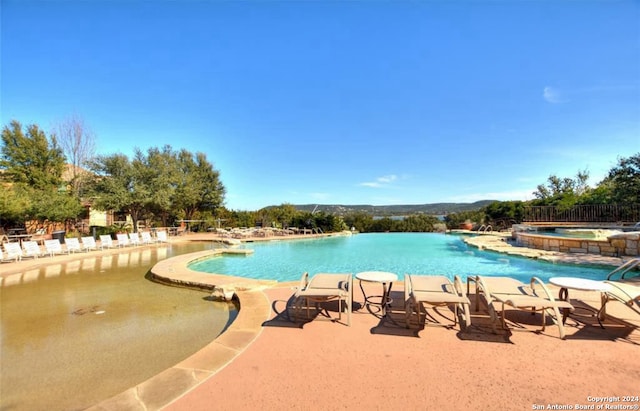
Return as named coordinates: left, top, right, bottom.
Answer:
left=189, top=233, right=613, bottom=283
left=1, top=243, right=235, bottom=411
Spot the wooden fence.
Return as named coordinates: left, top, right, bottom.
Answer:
left=523, top=204, right=640, bottom=223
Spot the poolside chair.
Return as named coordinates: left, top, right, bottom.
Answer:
left=156, top=230, right=168, bottom=243
left=472, top=275, right=574, bottom=339
left=140, top=231, right=156, bottom=245
left=44, top=239, right=68, bottom=257
left=0, top=246, right=20, bottom=262
left=601, top=258, right=640, bottom=320
left=64, top=237, right=83, bottom=253
left=129, top=232, right=141, bottom=246
left=81, top=236, right=98, bottom=251
left=404, top=274, right=471, bottom=330
left=116, top=233, right=130, bottom=248
left=22, top=240, right=44, bottom=259
left=99, top=235, right=115, bottom=250
left=3, top=242, right=23, bottom=261
left=293, top=272, right=353, bottom=326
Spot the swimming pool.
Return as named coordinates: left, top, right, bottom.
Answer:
left=188, top=233, right=613, bottom=282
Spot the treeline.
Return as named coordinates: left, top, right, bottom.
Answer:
left=1, top=119, right=638, bottom=235
left=1, top=120, right=226, bottom=233
left=444, top=153, right=640, bottom=229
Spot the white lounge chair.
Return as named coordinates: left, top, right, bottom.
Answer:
left=1, top=245, right=20, bottom=262
left=156, top=230, right=168, bottom=243
left=65, top=237, right=83, bottom=253
left=116, top=233, right=130, bottom=248
left=473, top=275, right=574, bottom=339
left=81, top=236, right=98, bottom=251
left=3, top=242, right=23, bottom=261
left=602, top=258, right=640, bottom=320
left=140, top=231, right=156, bottom=245
left=99, top=235, right=115, bottom=250
left=44, top=239, right=68, bottom=257
left=293, top=272, right=353, bottom=326
left=405, top=274, right=471, bottom=330
left=22, top=240, right=43, bottom=259
left=129, top=232, right=141, bottom=246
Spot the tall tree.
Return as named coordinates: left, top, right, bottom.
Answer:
left=531, top=170, right=591, bottom=208
left=172, top=150, right=225, bottom=222
left=0, top=185, right=32, bottom=228
left=53, top=115, right=96, bottom=196
left=87, top=153, right=143, bottom=230
left=0, top=120, right=66, bottom=190
left=140, top=146, right=179, bottom=227
left=605, top=152, right=640, bottom=204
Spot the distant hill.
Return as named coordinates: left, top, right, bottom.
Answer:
left=287, top=201, right=496, bottom=216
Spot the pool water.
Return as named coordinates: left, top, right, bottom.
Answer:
left=189, top=233, right=613, bottom=282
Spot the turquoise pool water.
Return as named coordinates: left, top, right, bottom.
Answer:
left=189, top=233, right=613, bottom=282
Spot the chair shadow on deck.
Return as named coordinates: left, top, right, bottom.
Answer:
left=365, top=290, right=511, bottom=342
left=560, top=299, right=639, bottom=345
left=261, top=294, right=363, bottom=328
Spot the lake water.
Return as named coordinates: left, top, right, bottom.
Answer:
left=1, top=243, right=235, bottom=411
left=190, top=233, right=613, bottom=282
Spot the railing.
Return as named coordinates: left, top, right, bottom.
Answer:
left=523, top=204, right=640, bottom=223
left=606, top=258, right=640, bottom=281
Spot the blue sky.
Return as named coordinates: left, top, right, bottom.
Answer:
left=2, top=1, right=639, bottom=211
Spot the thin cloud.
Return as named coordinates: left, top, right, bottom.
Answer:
left=309, top=192, right=330, bottom=201
left=543, top=84, right=636, bottom=104
left=359, top=174, right=398, bottom=188
left=543, top=86, right=563, bottom=104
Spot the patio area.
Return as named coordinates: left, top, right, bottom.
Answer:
left=3, top=233, right=639, bottom=410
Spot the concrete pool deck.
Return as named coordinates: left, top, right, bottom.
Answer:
left=2, top=232, right=639, bottom=410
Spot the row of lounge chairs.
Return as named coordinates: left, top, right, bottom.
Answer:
left=0, top=231, right=169, bottom=262
left=293, top=262, right=640, bottom=340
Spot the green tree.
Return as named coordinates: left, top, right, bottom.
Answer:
left=604, top=153, right=640, bottom=204
left=232, top=210, right=256, bottom=228
left=132, top=146, right=177, bottom=228
left=444, top=210, right=485, bottom=229
left=483, top=201, right=524, bottom=228
left=531, top=170, right=591, bottom=209
left=172, top=150, right=225, bottom=222
left=87, top=153, right=146, bottom=230
left=270, top=203, right=298, bottom=228
left=1, top=120, right=66, bottom=190
left=343, top=212, right=374, bottom=232
left=396, top=214, right=440, bottom=232
left=29, top=190, right=85, bottom=224
left=0, top=185, right=32, bottom=228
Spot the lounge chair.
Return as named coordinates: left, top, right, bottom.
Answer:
left=472, top=275, right=574, bottom=339
left=129, top=232, right=141, bottom=246
left=1, top=245, right=20, bottom=262
left=140, top=231, right=156, bottom=245
left=404, top=274, right=471, bottom=330
left=22, top=240, right=43, bottom=259
left=81, top=236, right=98, bottom=251
left=65, top=237, right=83, bottom=253
left=601, top=258, right=640, bottom=320
left=293, top=272, right=353, bottom=326
left=156, top=230, right=168, bottom=243
left=3, top=242, right=23, bottom=261
left=99, top=235, right=115, bottom=250
left=44, top=239, right=68, bottom=257
left=116, top=233, right=130, bottom=247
